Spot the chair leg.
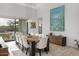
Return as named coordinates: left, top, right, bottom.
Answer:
left=18, top=43, right=20, bottom=48
left=78, top=45, right=79, bottom=48
left=46, top=51, right=48, bottom=54
left=38, top=49, right=41, bottom=56
left=26, top=48, right=29, bottom=55
left=16, top=41, right=18, bottom=45
left=44, top=48, right=49, bottom=54
left=22, top=45, right=24, bottom=51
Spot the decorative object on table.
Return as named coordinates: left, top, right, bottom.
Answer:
left=31, top=22, right=36, bottom=28
left=74, top=40, right=79, bottom=48
left=50, top=5, right=65, bottom=31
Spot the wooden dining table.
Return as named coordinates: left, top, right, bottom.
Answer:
left=27, top=36, right=40, bottom=56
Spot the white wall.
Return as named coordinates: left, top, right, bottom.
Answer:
left=37, top=3, right=79, bottom=47
left=0, top=3, right=37, bottom=19
left=65, top=4, right=79, bottom=47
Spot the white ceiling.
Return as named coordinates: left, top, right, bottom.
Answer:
left=17, top=3, right=46, bottom=8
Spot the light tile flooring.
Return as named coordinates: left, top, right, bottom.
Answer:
left=6, top=41, right=79, bottom=56
left=5, top=41, right=19, bottom=56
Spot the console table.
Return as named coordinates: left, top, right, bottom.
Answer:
left=48, top=35, right=66, bottom=46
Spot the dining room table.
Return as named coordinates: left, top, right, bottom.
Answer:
left=27, top=36, right=40, bottom=56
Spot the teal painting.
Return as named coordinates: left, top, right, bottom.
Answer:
left=50, top=6, right=65, bottom=31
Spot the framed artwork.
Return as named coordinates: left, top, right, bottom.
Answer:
left=31, top=22, right=36, bottom=28
left=50, top=5, right=65, bottom=31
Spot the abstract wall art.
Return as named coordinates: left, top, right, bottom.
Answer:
left=50, top=5, right=65, bottom=31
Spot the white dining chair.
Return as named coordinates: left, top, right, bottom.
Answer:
left=36, top=36, right=48, bottom=56
left=17, top=32, right=23, bottom=49
left=0, top=36, right=8, bottom=48
left=35, top=33, right=39, bottom=36
left=15, top=33, right=19, bottom=45
left=30, top=33, right=34, bottom=36
left=0, top=36, right=5, bottom=44
left=21, top=34, right=30, bottom=54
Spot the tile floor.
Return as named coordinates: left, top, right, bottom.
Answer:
left=5, top=41, right=79, bottom=56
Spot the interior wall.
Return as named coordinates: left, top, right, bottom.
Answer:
left=0, top=3, right=37, bottom=20
left=37, top=3, right=79, bottom=47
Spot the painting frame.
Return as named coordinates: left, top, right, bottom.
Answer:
left=31, top=22, right=36, bottom=28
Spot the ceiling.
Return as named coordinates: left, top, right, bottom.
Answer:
left=17, top=3, right=46, bottom=8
